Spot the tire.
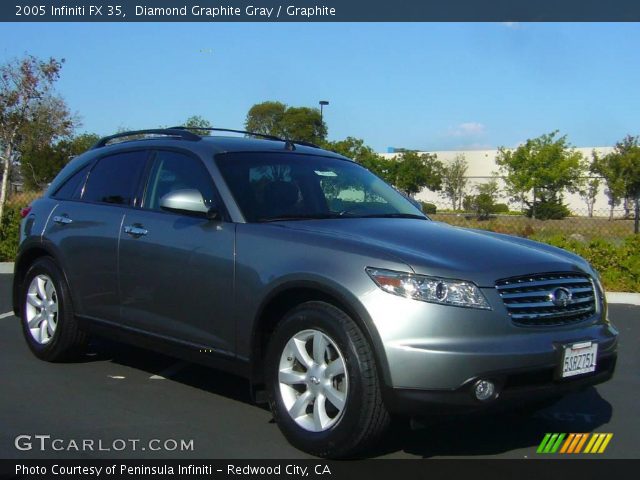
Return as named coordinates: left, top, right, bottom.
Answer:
left=266, top=301, right=390, bottom=458
left=20, top=257, right=86, bottom=362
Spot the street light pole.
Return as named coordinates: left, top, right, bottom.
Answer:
left=319, top=100, right=329, bottom=123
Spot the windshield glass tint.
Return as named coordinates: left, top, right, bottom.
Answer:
left=215, top=152, right=425, bottom=222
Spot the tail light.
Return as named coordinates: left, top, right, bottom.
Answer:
left=20, top=205, right=32, bottom=218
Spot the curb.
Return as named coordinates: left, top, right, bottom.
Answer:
left=605, top=292, right=640, bottom=306
left=0, top=263, right=13, bottom=274
left=0, top=262, right=638, bottom=305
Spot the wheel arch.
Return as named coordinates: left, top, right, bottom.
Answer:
left=13, top=243, right=69, bottom=317
left=249, top=280, right=391, bottom=390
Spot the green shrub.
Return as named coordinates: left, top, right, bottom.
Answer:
left=471, top=193, right=495, bottom=220
left=0, top=202, right=27, bottom=261
left=532, top=234, right=640, bottom=292
left=526, top=200, right=571, bottom=220
left=420, top=202, right=437, bottom=214
left=493, top=203, right=510, bottom=214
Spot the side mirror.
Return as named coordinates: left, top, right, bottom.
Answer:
left=159, top=189, right=219, bottom=220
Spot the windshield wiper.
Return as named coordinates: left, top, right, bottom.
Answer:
left=259, top=213, right=342, bottom=222
left=352, top=213, right=428, bottom=220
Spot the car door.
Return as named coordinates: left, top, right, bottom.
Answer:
left=43, top=149, right=149, bottom=321
left=118, top=149, right=236, bottom=354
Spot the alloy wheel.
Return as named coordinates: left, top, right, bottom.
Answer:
left=25, top=274, right=59, bottom=345
left=278, top=329, right=349, bottom=432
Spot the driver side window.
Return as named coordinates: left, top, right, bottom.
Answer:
left=144, top=150, right=216, bottom=211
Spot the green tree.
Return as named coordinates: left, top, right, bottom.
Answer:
left=17, top=95, right=77, bottom=190
left=496, top=131, right=584, bottom=219
left=323, top=137, right=395, bottom=183
left=0, top=55, right=66, bottom=218
left=615, top=136, right=640, bottom=231
left=579, top=177, right=600, bottom=218
left=393, top=151, right=443, bottom=197
left=595, top=135, right=640, bottom=232
left=245, top=101, right=327, bottom=144
left=576, top=152, right=601, bottom=218
left=65, top=132, right=101, bottom=155
left=245, top=101, right=286, bottom=137
left=593, top=145, right=630, bottom=220
left=182, top=115, right=212, bottom=135
left=20, top=143, right=66, bottom=191
left=20, top=132, right=99, bottom=190
left=440, top=154, right=468, bottom=210
left=16, top=95, right=75, bottom=151
left=477, top=176, right=501, bottom=199
left=280, top=107, right=326, bottom=144
left=464, top=177, right=501, bottom=219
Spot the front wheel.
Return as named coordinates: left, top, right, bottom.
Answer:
left=266, top=301, right=390, bottom=458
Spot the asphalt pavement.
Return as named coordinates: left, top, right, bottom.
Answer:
left=0, top=274, right=637, bottom=459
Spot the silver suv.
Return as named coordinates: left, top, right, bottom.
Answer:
left=13, top=128, right=618, bottom=458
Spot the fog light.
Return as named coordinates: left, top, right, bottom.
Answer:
left=474, top=379, right=495, bottom=401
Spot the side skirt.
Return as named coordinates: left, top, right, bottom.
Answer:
left=77, top=315, right=251, bottom=379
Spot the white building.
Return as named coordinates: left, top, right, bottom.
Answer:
left=380, top=147, right=615, bottom=216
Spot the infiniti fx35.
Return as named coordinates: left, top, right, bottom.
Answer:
left=13, top=128, right=618, bottom=458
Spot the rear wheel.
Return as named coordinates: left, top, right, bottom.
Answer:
left=266, top=301, right=390, bottom=458
left=20, top=257, right=85, bottom=361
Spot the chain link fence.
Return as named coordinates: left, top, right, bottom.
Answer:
left=430, top=210, right=636, bottom=242
left=417, top=175, right=638, bottom=242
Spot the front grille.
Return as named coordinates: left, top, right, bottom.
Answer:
left=496, top=273, right=596, bottom=327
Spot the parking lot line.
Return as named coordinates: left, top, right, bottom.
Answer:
left=0, top=311, right=14, bottom=319
left=149, top=361, right=189, bottom=380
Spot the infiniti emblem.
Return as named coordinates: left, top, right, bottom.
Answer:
left=550, top=287, right=573, bottom=307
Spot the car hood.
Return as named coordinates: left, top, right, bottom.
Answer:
left=275, top=218, right=590, bottom=287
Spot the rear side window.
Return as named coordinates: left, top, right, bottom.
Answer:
left=53, top=163, right=92, bottom=200
left=82, top=151, right=148, bottom=206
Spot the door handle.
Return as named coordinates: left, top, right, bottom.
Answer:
left=52, top=215, right=73, bottom=225
left=124, top=225, right=148, bottom=237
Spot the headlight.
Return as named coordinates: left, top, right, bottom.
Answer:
left=366, top=267, right=491, bottom=310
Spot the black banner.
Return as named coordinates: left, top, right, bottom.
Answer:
left=3, top=0, right=640, bottom=22
left=1, top=459, right=639, bottom=480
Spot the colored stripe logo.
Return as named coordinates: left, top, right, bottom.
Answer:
left=537, top=433, right=613, bottom=454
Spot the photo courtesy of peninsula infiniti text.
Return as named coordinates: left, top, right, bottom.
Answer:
left=13, top=127, right=618, bottom=458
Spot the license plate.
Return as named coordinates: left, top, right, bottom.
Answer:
left=561, top=341, right=598, bottom=378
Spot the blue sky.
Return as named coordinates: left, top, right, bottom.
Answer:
left=1, top=22, right=638, bottom=151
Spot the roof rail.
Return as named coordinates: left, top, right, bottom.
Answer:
left=91, top=128, right=201, bottom=149
left=170, top=126, right=321, bottom=149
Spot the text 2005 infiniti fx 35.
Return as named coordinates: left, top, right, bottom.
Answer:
left=13, top=127, right=617, bottom=458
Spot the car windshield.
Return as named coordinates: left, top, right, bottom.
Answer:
left=215, top=152, right=427, bottom=223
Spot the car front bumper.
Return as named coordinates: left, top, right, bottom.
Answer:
left=361, top=287, right=618, bottom=405
left=383, top=351, right=617, bottom=415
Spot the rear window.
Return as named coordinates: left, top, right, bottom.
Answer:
left=82, top=151, right=148, bottom=206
